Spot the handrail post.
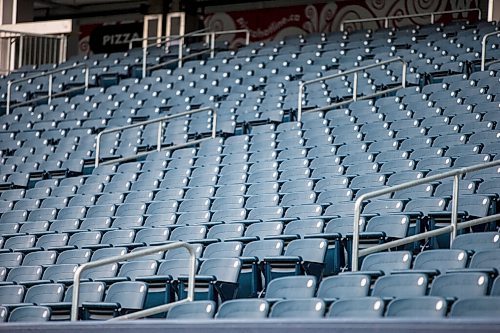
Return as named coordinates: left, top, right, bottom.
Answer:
left=157, top=121, right=163, bottom=151
left=353, top=72, right=358, bottom=101
left=431, top=13, right=435, bottom=24
left=94, top=132, right=102, bottom=168
left=178, top=36, right=183, bottom=68
left=402, top=61, right=407, bottom=88
left=70, top=265, right=83, bottom=321
left=351, top=197, right=364, bottom=271
left=245, top=30, right=250, bottom=45
left=210, top=31, right=216, bottom=58
left=297, top=82, right=304, bottom=122
left=84, top=65, right=89, bottom=91
left=481, top=32, right=500, bottom=71
left=211, top=109, right=217, bottom=138
left=6, top=80, right=12, bottom=115
left=450, top=174, right=460, bottom=245
left=48, top=73, right=53, bottom=105
left=18, top=35, right=24, bottom=69
left=481, top=34, right=488, bottom=71
left=384, top=18, right=389, bottom=29
left=142, top=45, right=147, bottom=79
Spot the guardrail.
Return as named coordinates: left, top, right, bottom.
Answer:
left=296, top=57, right=407, bottom=122
left=146, top=49, right=212, bottom=75
left=481, top=31, right=500, bottom=71
left=130, top=29, right=250, bottom=77
left=351, top=160, right=500, bottom=271
left=340, top=8, right=482, bottom=32
left=139, top=28, right=208, bottom=78
left=128, top=28, right=207, bottom=49
left=0, top=29, right=67, bottom=75
left=95, top=106, right=217, bottom=167
left=71, top=241, right=196, bottom=321
left=6, top=63, right=89, bottom=115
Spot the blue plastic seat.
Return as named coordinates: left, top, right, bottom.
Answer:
left=430, top=272, right=489, bottom=301
left=450, top=297, right=500, bottom=317
left=270, top=298, right=325, bottom=319
left=81, top=281, right=148, bottom=320
left=265, top=276, right=316, bottom=301
left=316, top=275, right=370, bottom=302
left=216, top=299, right=269, bottom=319
left=263, top=238, right=327, bottom=284
left=327, top=297, right=384, bottom=318
left=371, top=273, right=428, bottom=300
left=166, top=300, right=216, bottom=320
left=178, top=258, right=241, bottom=303
left=8, top=305, right=51, bottom=322
left=386, top=297, right=447, bottom=318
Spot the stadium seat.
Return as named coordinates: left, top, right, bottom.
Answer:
left=166, top=300, right=216, bottom=320
left=215, top=299, right=269, bottom=319
left=386, top=297, right=447, bottom=318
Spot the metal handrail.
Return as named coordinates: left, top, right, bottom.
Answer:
left=135, top=28, right=250, bottom=77
left=481, top=31, right=500, bottom=71
left=129, top=29, right=250, bottom=51
left=6, top=63, right=89, bottom=114
left=70, top=241, right=196, bottom=321
left=140, top=28, right=208, bottom=77
left=297, top=57, right=407, bottom=122
left=351, top=160, right=500, bottom=271
left=0, top=29, right=65, bottom=39
left=147, top=49, right=211, bottom=73
left=128, top=28, right=208, bottom=49
left=340, top=8, right=482, bottom=32
left=94, top=106, right=217, bottom=167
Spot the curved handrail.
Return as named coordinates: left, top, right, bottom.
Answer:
left=481, top=31, right=500, bottom=71
left=94, top=106, right=217, bottom=167
left=340, top=8, right=482, bottom=32
left=6, top=62, right=89, bottom=114
left=297, top=57, right=407, bottom=122
left=351, top=160, right=500, bottom=271
left=70, top=241, right=197, bottom=321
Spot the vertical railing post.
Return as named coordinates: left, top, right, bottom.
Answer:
left=6, top=81, right=12, bottom=115
left=84, top=65, right=89, bottom=91
left=95, top=132, right=102, bottom=168
left=401, top=61, right=407, bottom=88
left=18, top=35, right=24, bottom=69
left=48, top=73, right=53, bottom=105
left=351, top=198, right=364, bottom=271
left=211, top=109, right=217, bottom=138
left=481, top=34, right=488, bottom=71
left=157, top=121, right=163, bottom=151
left=353, top=72, right=358, bottom=101
left=178, top=36, right=183, bottom=68
left=431, top=13, right=435, bottom=24
left=210, top=31, right=216, bottom=58
left=450, top=174, right=460, bottom=246
left=297, top=82, right=304, bottom=122
left=384, top=18, right=389, bottom=28
left=70, top=266, right=83, bottom=321
left=142, top=45, right=147, bottom=79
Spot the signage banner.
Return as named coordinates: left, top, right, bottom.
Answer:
left=204, top=0, right=479, bottom=45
